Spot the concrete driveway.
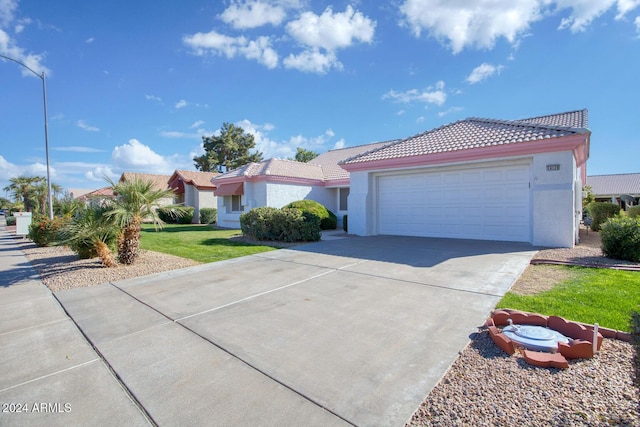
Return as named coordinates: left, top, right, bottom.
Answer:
left=13, top=235, right=532, bottom=426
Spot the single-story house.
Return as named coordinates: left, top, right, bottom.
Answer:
left=168, top=170, right=219, bottom=223
left=77, top=186, right=115, bottom=208
left=214, top=109, right=590, bottom=248
left=119, top=172, right=176, bottom=208
left=212, top=141, right=394, bottom=229
left=341, top=109, right=590, bottom=248
left=586, top=173, right=640, bottom=209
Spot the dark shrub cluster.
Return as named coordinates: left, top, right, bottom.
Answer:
left=6, top=216, right=16, bottom=226
left=285, top=200, right=337, bottom=230
left=158, top=206, right=194, bottom=224
left=343, top=214, right=348, bottom=233
left=587, top=202, right=621, bottom=231
left=199, top=208, right=217, bottom=224
left=240, top=207, right=321, bottom=242
left=28, top=216, right=68, bottom=247
left=600, top=217, right=640, bottom=262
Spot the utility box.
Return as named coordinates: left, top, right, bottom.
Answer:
left=14, top=212, right=33, bottom=236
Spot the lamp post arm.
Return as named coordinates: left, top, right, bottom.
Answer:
left=0, top=54, right=54, bottom=219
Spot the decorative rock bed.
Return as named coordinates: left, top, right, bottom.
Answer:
left=487, top=309, right=631, bottom=369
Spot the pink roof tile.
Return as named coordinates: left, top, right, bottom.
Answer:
left=342, top=111, right=589, bottom=165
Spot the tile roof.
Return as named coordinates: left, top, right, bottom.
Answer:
left=586, top=173, right=640, bottom=196
left=213, top=141, right=397, bottom=183
left=342, top=110, right=589, bottom=165
left=171, top=170, right=219, bottom=188
left=215, top=158, right=325, bottom=181
left=515, top=109, right=589, bottom=129
left=120, top=172, right=171, bottom=191
left=309, top=141, right=397, bottom=180
left=77, top=186, right=114, bottom=200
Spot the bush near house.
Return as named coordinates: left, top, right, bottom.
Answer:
left=28, top=216, right=69, bottom=247
left=240, top=206, right=321, bottom=242
left=199, top=208, right=217, bottom=224
left=628, top=206, right=640, bottom=219
left=586, top=202, right=621, bottom=231
left=6, top=216, right=16, bottom=226
left=285, top=200, right=337, bottom=230
left=600, top=217, right=640, bottom=262
left=158, top=205, right=194, bottom=224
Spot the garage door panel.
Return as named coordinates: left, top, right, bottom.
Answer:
left=378, top=163, right=531, bottom=242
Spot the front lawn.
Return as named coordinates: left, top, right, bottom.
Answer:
left=140, top=224, right=280, bottom=263
left=498, top=266, right=640, bottom=331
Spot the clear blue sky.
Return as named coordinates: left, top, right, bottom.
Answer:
left=1, top=0, right=639, bottom=194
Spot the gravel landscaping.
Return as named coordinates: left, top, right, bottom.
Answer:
left=9, top=225, right=640, bottom=426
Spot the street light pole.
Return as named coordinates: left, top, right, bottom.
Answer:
left=1, top=54, right=54, bottom=220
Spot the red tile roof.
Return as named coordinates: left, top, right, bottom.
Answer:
left=119, top=172, right=171, bottom=191
left=169, top=170, right=219, bottom=190
left=342, top=110, right=589, bottom=165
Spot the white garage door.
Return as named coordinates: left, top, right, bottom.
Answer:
left=377, top=162, right=531, bottom=242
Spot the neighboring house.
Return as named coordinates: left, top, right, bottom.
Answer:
left=586, top=173, right=640, bottom=209
left=212, top=142, right=394, bottom=229
left=77, top=186, right=115, bottom=208
left=340, top=109, right=590, bottom=248
left=168, top=170, right=219, bottom=223
left=119, top=172, right=175, bottom=207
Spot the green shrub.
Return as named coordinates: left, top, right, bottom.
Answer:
left=28, top=216, right=68, bottom=247
left=600, top=217, right=640, bottom=262
left=240, top=207, right=321, bottom=242
left=59, top=206, right=119, bottom=259
left=199, top=208, right=217, bottom=224
left=285, top=200, right=337, bottom=230
left=6, top=216, right=16, bottom=226
left=158, top=205, right=194, bottom=224
left=587, top=202, right=621, bottom=231
left=240, top=207, right=279, bottom=240
left=628, top=206, right=640, bottom=219
left=343, top=214, right=348, bottom=233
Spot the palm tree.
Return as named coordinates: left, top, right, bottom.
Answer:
left=3, top=176, right=39, bottom=212
left=105, top=176, right=182, bottom=265
left=59, top=206, right=119, bottom=267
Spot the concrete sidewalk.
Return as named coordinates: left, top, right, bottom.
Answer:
left=0, top=218, right=151, bottom=426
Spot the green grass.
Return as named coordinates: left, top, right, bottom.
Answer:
left=139, top=224, right=280, bottom=263
left=498, top=266, right=640, bottom=331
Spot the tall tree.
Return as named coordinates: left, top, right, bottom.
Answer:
left=3, top=176, right=40, bottom=212
left=193, top=122, right=263, bottom=172
left=292, top=147, right=319, bottom=162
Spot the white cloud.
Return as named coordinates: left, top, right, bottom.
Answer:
left=635, top=15, right=640, bottom=32
left=85, top=37, right=94, bottom=43
left=220, top=1, right=287, bottom=29
left=191, top=120, right=205, bottom=128
left=285, top=5, right=376, bottom=51
left=383, top=81, right=447, bottom=106
left=466, top=63, right=504, bottom=84
left=332, top=139, right=346, bottom=150
left=399, top=1, right=640, bottom=52
left=76, top=120, right=99, bottom=132
left=175, top=99, right=188, bottom=109
left=183, top=31, right=279, bottom=69
left=438, top=106, right=463, bottom=117
left=160, top=130, right=202, bottom=139
left=111, top=139, right=172, bottom=173
left=0, top=0, right=18, bottom=27
left=145, top=94, right=161, bottom=102
left=283, top=49, right=341, bottom=74
left=85, top=166, right=118, bottom=182
left=0, top=1, right=49, bottom=77
left=53, top=146, right=105, bottom=153
left=0, top=154, right=20, bottom=180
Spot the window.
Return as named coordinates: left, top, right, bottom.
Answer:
left=231, top=195, right=243, bottom=212
left=339, top=188, right=349, bottom=211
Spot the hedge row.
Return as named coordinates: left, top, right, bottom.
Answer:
left=586, top=202, right=620, bottom=231
left=240, top=207, right=321, bottom=242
